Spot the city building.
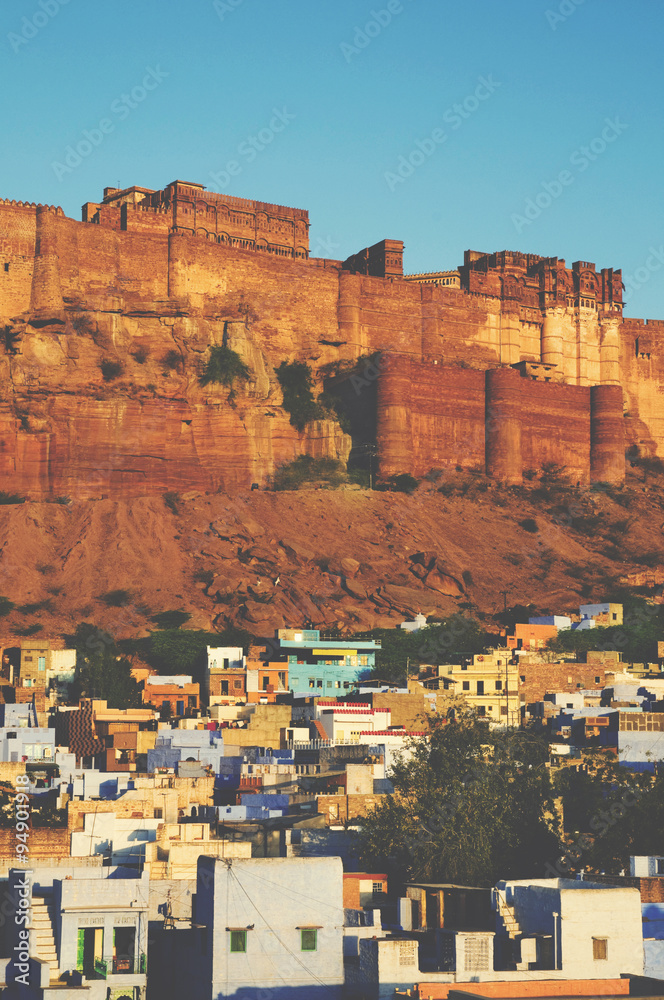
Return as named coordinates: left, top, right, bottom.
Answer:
left=156, top=856, right=344, bottom=998
left=276, top=629, right=380, bottom=695
left=205, top=646, right=247, bottom=707
left=141, top=674, right=200, bottom=717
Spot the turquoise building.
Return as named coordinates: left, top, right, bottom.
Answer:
left=276, top=629, right=380, bottom=695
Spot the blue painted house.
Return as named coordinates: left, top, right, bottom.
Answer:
left=276, top=629, right=380, bottom=696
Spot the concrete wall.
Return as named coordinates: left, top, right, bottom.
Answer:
left=194, top=855, right=344, bottom=999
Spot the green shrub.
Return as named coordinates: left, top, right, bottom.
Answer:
left=163, top=491, right=180, bottom=515
left=131, top=345, right=149, bottom=364
left=150, top=610, right=192, bottom=629
left=519, top=518, right=539, bottom=533
left=11, top=624, right=42, bottom=636
left=0, top=492, right=25, bottom=505
left=193, top=568, right=215, bottom=587
left=317, top=390, right=351, bottom=433
left=100, top=359, right=123, bottom=382
left=1, top=325, right=21, bottom=354
left=276, top=361, right=323, bottom=431
left=199, top=346, right=251, bottom=388
left=99, top=589, right=132, bottom=607
left=162, top=349, right=182, bottom=371
left=0, top=597, right=14, bottom=617
left=17, top=599, right=53, bottom=614
left=272, top=455, right=346, bottom=491
left=380, top=473, right=419, bottom=494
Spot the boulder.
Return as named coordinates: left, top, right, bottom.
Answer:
left=425, top=568, right=464, bottom=597
left=344, top=578, right=368, bottom=600
left=340, top=556, right=361, bottom=578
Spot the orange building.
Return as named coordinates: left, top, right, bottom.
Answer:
left=506, top=623, right=558, bottom=651
left=246, top=659, right=288, bottom=704
left=142, top=675, right=200, bottom=717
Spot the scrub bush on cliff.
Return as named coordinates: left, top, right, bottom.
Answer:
left=276, top=360, right=324, bottom=431
left=199, top=346, right=251, bottom=389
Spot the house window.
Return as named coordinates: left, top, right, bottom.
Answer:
left=657, top=858, right=664, bottom=875
left=301, top=929, right=317, bottom=951
left=230, top=930, right=247, bottom=953
left=495, top=680, right=502, bottom=690
left=592, top=937, right=608, bottom=960
left=154, top=808, right=163, bottom=819
left=520, top=676, right=526, bottom=683
left=309, top=679, right=315, bottom=688
left=595, top=677, right=601, bottom=684
left=316, top=680, right=323, bottom=688
left=113, top=926, right=135, bottom=973
left=327, top=681, right=332, bottom=688
left=477, top=681, right=484, bottom=695
left=372, top=882, right=383, bottom=894
left=462, top=681, right=470, bottom=691
left=4, top=264, right=9, bottom=273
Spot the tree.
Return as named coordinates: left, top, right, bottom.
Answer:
left=357, top=712, right=560, bottom=888
left=275, top=360, right=323, bottom=431
left=199, top=345, right=250, bottom=388
left=69, top=623, right=141, bottom=709
left=364, top=615, right=491, bottom=685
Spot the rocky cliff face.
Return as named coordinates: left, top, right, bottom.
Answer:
left=0, top=308, right=351, bottom=500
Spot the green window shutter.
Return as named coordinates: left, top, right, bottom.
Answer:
left=76, top=929, right=85, bottom=972
left=229, top=930, right=246, bottom=953
left=301, top=929, right=317, bottom=951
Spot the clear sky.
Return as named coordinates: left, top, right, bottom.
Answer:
left=2, top=0, right=663, bottom=318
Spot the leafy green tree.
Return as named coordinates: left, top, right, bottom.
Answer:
left=150, top=610, right=192, bottom=629
left=199, top=346, right=251, bottom=388
left=552, top=751, right=655, bottom=875
left=69, top=623, right=141, bottom=709
left=276, top=360, right=323, bottom=431
left=120, top=627, right=252, bottom=687
left=364, top=615, right=491, bottom=684
left=357, top=713, right=560, bottom=887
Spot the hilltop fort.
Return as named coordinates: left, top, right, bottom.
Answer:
left=0, top=179, right=660, bottom=498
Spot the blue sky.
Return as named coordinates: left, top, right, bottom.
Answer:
left=2, top=0, right=663, bottom=318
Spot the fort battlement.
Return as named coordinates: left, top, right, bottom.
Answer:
left=0, top=180, right=663, bottom=497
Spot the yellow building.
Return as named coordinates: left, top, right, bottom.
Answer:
left=437, top=649, right=521, bottom=726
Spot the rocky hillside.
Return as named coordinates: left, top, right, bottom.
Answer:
left=0, top=466, right=662, bottom=643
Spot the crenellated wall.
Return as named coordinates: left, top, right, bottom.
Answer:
left=0, top=185, right=662, bottom=496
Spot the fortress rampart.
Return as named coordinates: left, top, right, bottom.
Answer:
left=0, top=179, right=661, bottom=496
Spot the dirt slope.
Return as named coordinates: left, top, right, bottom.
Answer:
left=0, top=471, right=662, bottom=644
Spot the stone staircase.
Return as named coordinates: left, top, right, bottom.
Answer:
left=494, top=889, right=522, bottom=939
left=30, top=896, right=60, bottom=983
